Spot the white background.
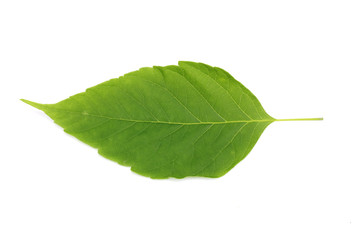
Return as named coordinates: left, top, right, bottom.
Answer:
left=1, top=0, right=352, bottom=239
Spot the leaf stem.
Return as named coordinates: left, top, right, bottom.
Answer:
left=275, top=117, right=323, bottom=121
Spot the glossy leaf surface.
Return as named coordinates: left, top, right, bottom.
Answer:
left=23, top=61, right=276, bottom=178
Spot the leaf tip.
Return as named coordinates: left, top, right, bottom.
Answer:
left=20, top=99, right=46, bottom=110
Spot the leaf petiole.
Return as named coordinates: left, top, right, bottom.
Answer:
left=275, top=118, right=323, bottom=121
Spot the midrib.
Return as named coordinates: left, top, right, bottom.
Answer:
left=77, top=111, right=273, bottom=125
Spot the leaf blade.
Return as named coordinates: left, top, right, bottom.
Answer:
left=22, top=62, right=275, bottom=178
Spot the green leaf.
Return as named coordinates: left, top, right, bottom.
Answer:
left=21, top=61, right=322, bottom=179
